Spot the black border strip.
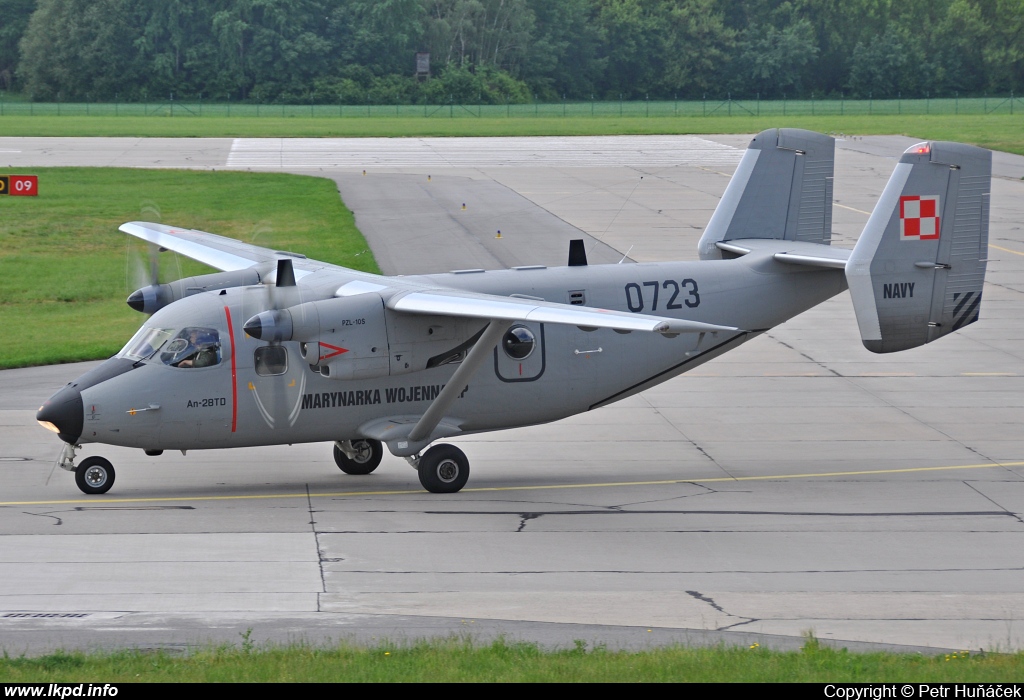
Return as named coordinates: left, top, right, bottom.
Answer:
left=588, top=331, right=755, bottom=410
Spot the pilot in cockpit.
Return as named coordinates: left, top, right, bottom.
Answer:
left=161, top=327, right=220, bottom=368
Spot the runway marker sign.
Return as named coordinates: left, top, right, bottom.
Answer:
left=0, top=175, right=38, bottom=196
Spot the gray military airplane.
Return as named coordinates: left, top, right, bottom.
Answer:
left=37, top=129, right=992, bottom=495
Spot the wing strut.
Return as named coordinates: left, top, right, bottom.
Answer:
left=407, top=319, right=513, bottom=444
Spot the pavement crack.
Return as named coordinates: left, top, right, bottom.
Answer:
left=717, top=618, right=761, bottom=632
left=516, top=513, right=542, bottom=532
left=686, top=590, right=758, bottom=631
left=22, top=511, right=63, bottom=526
left=306, top=484, right=326, bottom=609
left=685, top=590, right=728, bottom=615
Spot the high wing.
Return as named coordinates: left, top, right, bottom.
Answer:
left=125, top=221, right=739, bottom=336
left=385, top=289, right=737, bottom=334
left=120, top=221, right=322, bottom=278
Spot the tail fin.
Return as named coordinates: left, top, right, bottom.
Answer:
left=846, top=142, right=991, bottom=353
left=699, top=128, right=834, bottom=260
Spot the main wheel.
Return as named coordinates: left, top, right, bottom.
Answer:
left=333, top=439, right=383, bottom=475
left=417, top=444, right=469, bottom=494
left=75, top=456, right=115, bottom=495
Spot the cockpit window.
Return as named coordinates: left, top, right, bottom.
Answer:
left=160, top=327, right=221, bottom=368
left=118, top=327, right=174, bottom=361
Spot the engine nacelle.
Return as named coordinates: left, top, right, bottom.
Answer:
left=128, top=269, right=263, bottom=314
left=246, top=292, right=391, bottom=380
left=244, top=291, right=490, bottom=379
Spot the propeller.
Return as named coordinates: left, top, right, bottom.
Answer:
left=125, top=202, right=176, bottom=314
left=125, top=238, right=170, bottom=314
left=242, top=257, right=307, bottom=430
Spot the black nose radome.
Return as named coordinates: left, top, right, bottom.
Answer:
left=37, top=385, right=83, bottom=444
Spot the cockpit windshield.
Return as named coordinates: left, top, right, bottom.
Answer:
left=160, top=327, right=221, bottom=368
left=117, top=327, right=174, bottom=361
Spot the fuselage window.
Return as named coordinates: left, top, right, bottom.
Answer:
left=255, top=345, right=288, bottom=376
left=160, top=327, right=221, bottom=368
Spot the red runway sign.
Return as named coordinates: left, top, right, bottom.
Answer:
left=0, top=175, right=38, bottom=196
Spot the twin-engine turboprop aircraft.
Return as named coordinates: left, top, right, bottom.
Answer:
left=37, top=130, right=992, bottom=495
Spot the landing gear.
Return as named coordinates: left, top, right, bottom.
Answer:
left=417, top=444, right=469, bottom=494
left=75, top=456, right=115, bottom=495
left=333, top=439, right=383, bottom=475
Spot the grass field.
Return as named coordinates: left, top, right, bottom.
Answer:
left=0, top=168, right=378, bottom=369
left=1, top=95, right=1020, bottom=119
left=1, top=638, right=1021, bottom=682
left=0, top=114, right=1021, bottom=155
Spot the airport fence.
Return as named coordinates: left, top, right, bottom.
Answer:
left=0, top=95, right=1022, bottom=119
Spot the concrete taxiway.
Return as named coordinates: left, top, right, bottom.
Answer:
left=0, top=134, right=1022, bottom=655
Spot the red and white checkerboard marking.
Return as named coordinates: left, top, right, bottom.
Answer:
left=900, top=195, right=941, bottom=240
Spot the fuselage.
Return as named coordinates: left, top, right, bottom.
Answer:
left=38, top=254, right=846, bottom=452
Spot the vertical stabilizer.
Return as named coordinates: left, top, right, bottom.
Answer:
left=699, top=128, right=834, bottom=259
left=846, top=142, right=991, bottom=353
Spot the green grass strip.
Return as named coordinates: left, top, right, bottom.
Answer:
left=0, top=114, right=1021, bottom=155
left=0, top=168, right=378, bottom=369
left=1, top=639, right=1021, bottom=682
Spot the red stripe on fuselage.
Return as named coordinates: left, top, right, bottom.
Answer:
left=224, top=306, right=238, bottom=432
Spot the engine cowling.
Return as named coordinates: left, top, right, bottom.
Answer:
left=128, top=269, right=263, bottom=314
left=245, top=292, right=391, bottom=380
left=243, top=290, right=489, bottom=380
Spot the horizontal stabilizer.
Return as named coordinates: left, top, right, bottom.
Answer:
left=388, top=289, right=738, bottom=335
left=716, top=239, right=851, bottom=270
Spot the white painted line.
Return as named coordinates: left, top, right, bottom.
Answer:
left=227, top=136, right=742, bottom=169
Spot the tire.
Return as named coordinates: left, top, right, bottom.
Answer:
left=333, top=439, right=383, bottom=475
left=75, top=456, right=115, bottom=495
left=417, top=444, right=469, bottom=494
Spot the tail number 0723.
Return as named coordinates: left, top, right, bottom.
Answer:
left=624, top=279, right=699, bottom=312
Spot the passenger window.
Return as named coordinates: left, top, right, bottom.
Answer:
left=255, top=346, right=288, bottom=376
left=160, top=327, right=221, bottom=368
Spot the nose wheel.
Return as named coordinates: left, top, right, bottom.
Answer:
left=417, top=444, right=470, bottom=494
left=75, top=456, right=115, bottom=495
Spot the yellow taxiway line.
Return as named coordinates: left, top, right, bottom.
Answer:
left=3, top=460, right=1023, bottom=507
left=989, top=243, right=1024, bottom=257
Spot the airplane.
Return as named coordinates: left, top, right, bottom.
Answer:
left=36, top=129, right=992, bottom=495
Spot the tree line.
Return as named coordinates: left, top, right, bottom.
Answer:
left=2, top=0, right=1022, bottom=104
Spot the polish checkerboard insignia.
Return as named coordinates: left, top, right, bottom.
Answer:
left=900, top=195, right=941, bottom=240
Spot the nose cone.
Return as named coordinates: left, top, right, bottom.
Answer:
left=244, top=309, right=293, bottom=342
left=126, top=288, right=147, bottom=312
left=37, top=385, right=84, bottom=444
